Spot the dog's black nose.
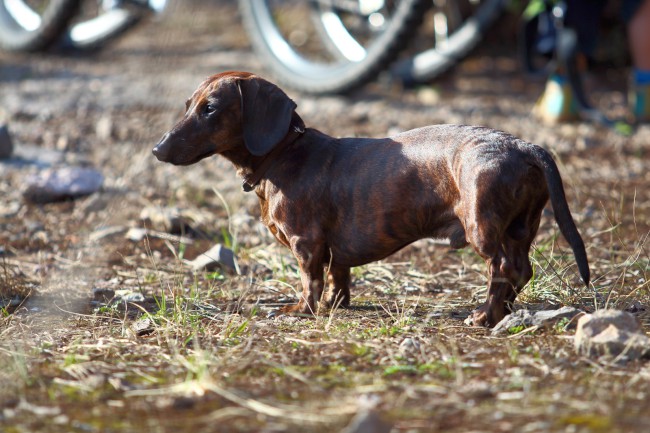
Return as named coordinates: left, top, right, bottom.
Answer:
left=152, top=144, right=163, bottom=159
left=152, top=134, right=170, bottom=161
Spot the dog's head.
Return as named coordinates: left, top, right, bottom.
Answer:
left=153, top=71, right=297, bottom=165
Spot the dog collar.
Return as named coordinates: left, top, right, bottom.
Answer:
left=242, top=112, right=305, bottom=192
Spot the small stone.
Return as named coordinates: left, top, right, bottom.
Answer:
left=459, top=381, right=495, bottom=400
left=189, top=244, right=239, bottom=274
left=140, top=206, right=188, bottom=234
left=0, top=125, right=14, bottom=159
left=125, top=227, right=147, bottom=242
left=23, top=167, right=103, bottom=204
left=55, top=135, right=70, bottom=151
left=95, top=116, right=114, bottom=141
left=132, top=317, right=154, bottom=336
left=114, top=289, right=145, bottom=303
left=0, top=295, right=23, bottom=312
left=416, top=86, right=441, bottom=105
left=339, top=410, right=392, bottom=433
left=491, top=306, right=583, bottom=335
left=398, top=337, right=421, bottom=356
left=574, top=309, right=650, bottom=361
left=0, top=201, right=21, bottom=218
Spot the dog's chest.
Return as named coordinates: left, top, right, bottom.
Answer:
left=258, top=195, right=292, bottom=248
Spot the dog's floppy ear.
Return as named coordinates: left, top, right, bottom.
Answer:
left=237, top=77, right=296, bottom=156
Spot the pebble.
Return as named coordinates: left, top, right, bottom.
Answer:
left=140, top=206, right=187, bottom=234
left=189, top=243, right=239, bottom=274
left=574, top=309, right=650, bottom=361
left=490, top=306, right=583, bottom=335
left=398, top=337, right=421, bottom=356
left=23, top=167, right=104, bottom=204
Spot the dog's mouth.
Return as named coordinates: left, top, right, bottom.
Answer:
left=153, top=137, right=217, bottom=166
left=171, top=148, right=216, bottom=166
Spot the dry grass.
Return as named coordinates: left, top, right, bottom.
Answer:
left=1, top=182, right=649, bottom=432
left=0, top=259, right=35, bottom=315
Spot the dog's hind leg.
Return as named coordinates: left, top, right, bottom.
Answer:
left=463, top=200, right=521, bottom=326
left=467, top=206, right=545, bottom=327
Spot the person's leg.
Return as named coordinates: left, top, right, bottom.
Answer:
left=626, top=0, right=650, bottom=121
left=533, top=0, right=606, bottom=123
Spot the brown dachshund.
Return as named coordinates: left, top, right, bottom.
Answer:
left=153, top=71, right=589, bottom=327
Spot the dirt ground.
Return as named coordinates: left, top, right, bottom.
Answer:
left=1, top=1, right=649, bottom=432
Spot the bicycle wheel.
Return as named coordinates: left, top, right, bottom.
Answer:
left=392, top=0, right=507, bottom=85
left=62, top=0, right=167, bottom=50
left=0, top=0, right=81, bottom=51
left=239, top=0, right=430, bottom=94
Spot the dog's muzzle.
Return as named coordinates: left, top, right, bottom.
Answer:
left=152, top=133, right=172, bottom=162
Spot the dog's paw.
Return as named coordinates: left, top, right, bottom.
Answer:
left=466, top=307, right=491, bottom=328
left=269, top=303, right=316, bottom=319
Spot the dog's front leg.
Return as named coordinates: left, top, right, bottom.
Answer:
left=322, top=265, right=351, bottom=309
left=470, top=285, right=511, bottom=328
left=279, top=237, right=325, bottom=315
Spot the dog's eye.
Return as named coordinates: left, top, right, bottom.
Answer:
left=204, top=104, right=217, bottom=115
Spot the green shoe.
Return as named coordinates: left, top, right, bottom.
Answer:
left=629, top=81, right=650, bottom=123
left=533, top=74, right=579, bottom=123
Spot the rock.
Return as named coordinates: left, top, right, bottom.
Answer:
left=140, top=206, right=189, bottom=234
left=491, top=306, right=583, bottom=335
left=339, top=410, right=392, bottom=433
left=95, top=115, right=114, bottom=141
left=416, top=87, right=441, bottom=106
left=113, top=289, right=145, bottom=303
left=132, top=317, right=155, bottom=336
left=188, top=244, right=239, bottom=274
left=23, top=167, right=103, bottom=204
left=574, top=309, right=650, bottom=361
left=398, top=337, right=421, bottom=356
left=126, top=227, right=147, bottom=242
left=0, top=201, right=21, bottom=218
left=577, top=309, right=641, bottom=335
left=0, top=125, right=14, bottom=159
left=458, top=381, right=495, bottom=401
left=0, top=295, right=23, bottom=312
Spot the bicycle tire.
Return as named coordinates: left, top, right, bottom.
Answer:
left=392, top=0, right=507, bottom=85
left=0, top=0, right=81, bottom=52
left=62, top=6, right=139, bottom=50
left=62, top=0, right=168, bottom=50
left=239, top=0, right=430, bottom=94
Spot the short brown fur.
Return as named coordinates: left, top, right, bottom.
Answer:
left=153, top=71, right=589, bottom=327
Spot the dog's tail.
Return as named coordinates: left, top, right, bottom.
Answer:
left=528, top=145, right=590, bottom=287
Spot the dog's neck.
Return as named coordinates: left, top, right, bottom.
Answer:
left=233, top=112, right=305, bottom=192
